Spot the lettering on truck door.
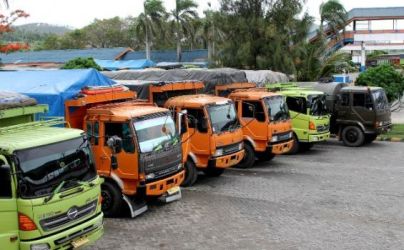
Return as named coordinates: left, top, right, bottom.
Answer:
left=0, top=156, right=19, bottom=250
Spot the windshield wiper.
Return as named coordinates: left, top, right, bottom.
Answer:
left=44, top=180, right=66, bottom=203
left=153, top=135, right=178, bottom=152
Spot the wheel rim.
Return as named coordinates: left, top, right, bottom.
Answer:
left=101, top=189, right=112, bottom=212
left=346, top=129, right=358, bottom=143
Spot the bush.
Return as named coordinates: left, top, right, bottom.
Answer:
left=61, top=57, right=102, bottom=71
left=356, top=64, right=404, bottom=102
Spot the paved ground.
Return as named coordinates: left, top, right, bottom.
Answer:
left=92, top=140, right=404, bottom=250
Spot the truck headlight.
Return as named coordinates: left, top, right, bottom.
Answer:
left=238, top=142, right=244, bottom=150
left=146, top=173, right=155, bottom=180
left=271, top=135, right=279, bottom=142
left=289, top=132, right=293, bottom=139
left=213, top=148, right=224, bottom=157
left=31, top=244, right=50, bottom=250
left=177, top=163, right=183, bottom=170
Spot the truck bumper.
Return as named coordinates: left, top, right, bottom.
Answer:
left=211, top=149, right=245, bottom=168
left=20, top=212, right=103, bottom=250
left=145, top=170, right=185, bottom=196
left=308, top=132, right=330, bottom=143
left=374, top=124, right=393, bottom=134
left=271, top=139, right=294, bottom=155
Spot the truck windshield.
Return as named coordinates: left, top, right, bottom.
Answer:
left=264, top=96, right=290, bottom=122
left=208, top=103, right=239, bottom=133
left=134, top=115, right=177, bottom=153
left=372, top=90, right=389, bottom=110
left=15, top=137, right=97, bottom=198
left=309, top=95, right=328, bottom=116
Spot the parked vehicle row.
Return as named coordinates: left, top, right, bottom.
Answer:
left=0, top=78, right=392, bottom=249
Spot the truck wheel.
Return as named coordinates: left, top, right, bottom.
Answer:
left=182, top=160, right=198, bottom=187
left=101, top=182, right=123, bottom=217
left=300, top=143, right=314, bottom=152
left=203, top=167, right=224, bottom=177
left=288, top=134, right=300, bottom=154
left=364, top=134, right=377, bottom=144
left=257, top=151, right=275, bottom=162
left=237, top=143, right=255, bottom=168
left=342, top=126, right=365, bottom=147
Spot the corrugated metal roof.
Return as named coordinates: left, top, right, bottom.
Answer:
left=0, top=47, right=127, bottom=64
left=348, top=7, right=404, bottom=19
left=122, top=49, right=208, bottom=63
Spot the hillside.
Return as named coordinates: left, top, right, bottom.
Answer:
left=1, top=23, right=72, bottom=43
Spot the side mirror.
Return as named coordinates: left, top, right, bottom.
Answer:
left=110, top=155, right=118, bottom=170
left=177, top=110, right=188, bottom=135
left=0, top=164, right=11, bottom=176
left=107, top=136, right=123, bottom=154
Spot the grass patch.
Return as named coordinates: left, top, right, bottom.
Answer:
left=379, top=124, right=404, bottom=139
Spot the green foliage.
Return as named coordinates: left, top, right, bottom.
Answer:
left=61, top=57, right=102, bottom=71
left=318, top=52, right=355, bottom=79
left=356, top=64, right=404, bottom=102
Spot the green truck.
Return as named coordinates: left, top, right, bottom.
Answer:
left=0, top=102, right=104, bottom=249
left=267, top=84, right=331, bottom=153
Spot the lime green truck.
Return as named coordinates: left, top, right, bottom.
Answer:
left=0, top=104, right=104, bottom=249
left=267, top=84, right=330, bottom=153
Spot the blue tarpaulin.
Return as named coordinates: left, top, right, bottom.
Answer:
left=0, top=69, right=115, bottom=116
left=95, top=59, right=156, bottom=71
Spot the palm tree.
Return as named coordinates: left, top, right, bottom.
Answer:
left=170, top=0, right=198, bottom=62
left=319, top=0, right=347, bottom=37
left=135, top=0, right=166, bottom=60
left=196, top=9, right=224, bottom=62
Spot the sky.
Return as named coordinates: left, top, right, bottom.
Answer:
left=3, top=0, right=404, bottom=29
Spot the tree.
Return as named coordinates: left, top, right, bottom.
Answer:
left=1, top=6, right=29, bottom=54
left=170, top=0, right=198, bottom=62
left=136, top=0, right=166, bottom=60
left=83, top=17, right=130, bottom=48
left=319, top=0, right=347, bottom=37
left=356, top=64, right=404, bottom=102
left=61, top=57, right=102, bottom=71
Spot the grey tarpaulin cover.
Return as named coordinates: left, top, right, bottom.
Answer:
left=0, top=91, right=37, bottom=110
left=243, top=70, right=289, bottom=86
left=103, top=68, right=248, bottom=99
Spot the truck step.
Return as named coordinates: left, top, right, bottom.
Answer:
left=158, top=188, right=182, bottom=203
left=122, top=195, right=148, bottom=218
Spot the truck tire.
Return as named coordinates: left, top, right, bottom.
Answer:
left=182, top=160, right=198, bottom=187
left=288, top=134, right=300, bottom=154
left=203, top=167, right=224, bottom=177
left=364, top=134, right=377, bottom=144
left=342, top=126, right=365, bottom=147
left=257, top=151, right=275, bottom=162
left=300, top=142, right=314, bottom=151
left=101, top=181, right=123, bottom=217
left=237, top=143, right=255, bottom=168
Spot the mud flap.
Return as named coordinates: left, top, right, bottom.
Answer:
left=158, top=187, right=182, bottom=203
left=122, top=195, right=148, bottom=218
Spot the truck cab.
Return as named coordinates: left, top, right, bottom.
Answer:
left=268, top=85, right=331, bottom=153
left=0, top=104, right=103, bottom=250
left=165, top=95, right=245, bottom=186
left=228, top=89, right=294, bottom=168
left=65, top=88, right=184, bottom=217
left=313, top=83, right=392, bottom=146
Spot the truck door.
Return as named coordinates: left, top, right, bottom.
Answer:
left=286, top=97, right=309, bottom=141
left=0, top=156, right=19, bottom=250
left=334, top=93, right=351, bottom=133
left=240, top=101, right=268, bottom=144
left=351, top=93, right=374, bottom=128
left=102, top=122, right=139, bottom=183
left=186, top=108, right=210, bottom=167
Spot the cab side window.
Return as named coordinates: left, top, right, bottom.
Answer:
left=340, top=93, right=350, bottom=106
left=353, top=93, right=373, bottom=109
left=242, top=101, right=265, bottom=122
left=187, top=109, right=208, bottom=133
left=286, top=97, right=306, bottom=114
left=104, top=123, right=135, bottom=153
left=86, top=122, right=99, bottom=145
left=0, top=159, right=12, bottom=198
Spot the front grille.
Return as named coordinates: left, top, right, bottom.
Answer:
left=40, top=200, right=97, bottom=231
left=140, top=144, right=182, bottom=176
left=221, top=142, right=241, bottom=155
left=54, top=222, right=99, bottom=246
left=317, top=124, right=330, bottom=133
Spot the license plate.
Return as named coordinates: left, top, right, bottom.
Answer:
left=72, top=237, right=90, bottom=249
left=167, top=186, right=180, bottom=195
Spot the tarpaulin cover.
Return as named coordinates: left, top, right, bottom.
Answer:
left=95, top=59, right=156, bottom=71
left=243, top=70, right=289, bottom=86
left=0, top=91, right=37, bottom=110
left=0, top=69, right=115, bottom=116
left=103, top=68, right=247, bottom=99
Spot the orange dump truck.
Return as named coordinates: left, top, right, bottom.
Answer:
left=121, top=80, right=245, bottom=187
left=228, top=88, right=294, bottom=168
left=65, top=87, right=185, bottom=217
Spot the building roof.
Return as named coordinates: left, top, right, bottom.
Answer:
left=348, top=7, right=404, bottom=20
left=0, top=47, right=129, bottom=64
